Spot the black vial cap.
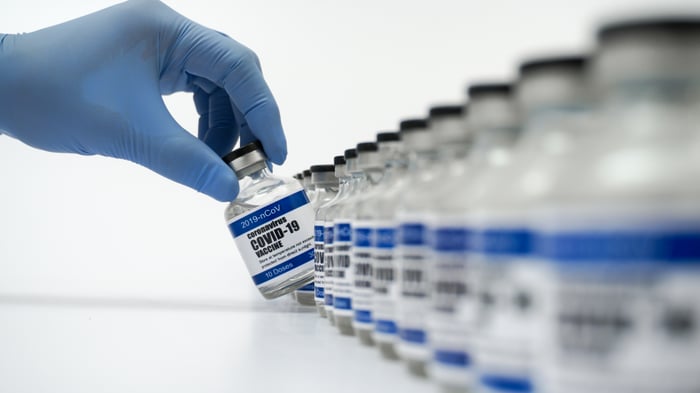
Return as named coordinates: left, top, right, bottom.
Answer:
left=222, top=140, right=264, bottom=164
left=598, top=18, right=700, bottom=42
left=344, top=148, right=358, bottom=159
left=519, top=56, right=588, bottom=75
left=356, top=142, right=379, bottom=152
left=467, top=83, right=513, bottom=98
left=334, top=155, right=346, bottom=166
left=429, top=105, right=464, bottom=118
left=399, top=119, right=428, bottom=132
left=311, top=164, right=335, bottom=173
left=294, top=173, right=303, bottom=180
left=376, top=132, right=401, bottom=142
left=303, top=169, right=311, bottom=178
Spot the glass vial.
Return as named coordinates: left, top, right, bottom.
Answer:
left=306, top=164, right=340, bottom=312
left=223, top=141, right=315, bottom=299
left=537, top=18, right=700, bottom=393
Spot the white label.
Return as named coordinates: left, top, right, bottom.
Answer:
left=323, top=222, right=335, bottom=310
left=469, top=214, right=545, bottom=393
left=314, top=220, right=325, bottom=301
left=227, top=189, right=314, bottom=288
left=333, top=219, right=353, bottom=317
left=352, top=220, right=373, bottom=328
left=396, top=214, right=431, bottom=357
left=373, top=220, right=399, bottom=341
left=538, top=204, right=700, bottom=393
left=427, top=216, right=476, bottom=374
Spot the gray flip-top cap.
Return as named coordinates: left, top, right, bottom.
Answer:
left=356, top=142, right=382, bottom=170
left=334, top=155, right=347, bottom=178
left=429, top=104, right=469, bottom=145
left=517, top=55, right=589, bottom=114
left=595, top=17, right=700, bottom=89
left=222, top=141, right=268, bottom=179
left=467, top=83, right=519, bottom=131
left=311, top=164, right=337, bottom=185
left=399, top=118, right=433, bottom=151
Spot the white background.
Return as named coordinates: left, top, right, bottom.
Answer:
left=0, top=0, right=692, bottom=302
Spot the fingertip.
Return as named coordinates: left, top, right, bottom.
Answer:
left=267, top=142, right=287, bottom=165
left=235, top=107, right=287, bottom=165
left=200, top=163, right=240, bottom=202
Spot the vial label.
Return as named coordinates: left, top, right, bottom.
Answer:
left=333, top=219, right=353, bottom=317
left=397, top=217, right=431, bottom=359
left=227, top=190, right=314, bottom=288
left=373, top=221, right=399, bottom=340
left=314, top=222, right=325, bottom=301
left=471, top=224, right=543, bottom=393
left=538, top=205, right=700, bottom=393
left=428, top=219, right=475, bottom=377
left=352, top=221, right=373, bottom=328
left=323, top=223, right=335, bottom=308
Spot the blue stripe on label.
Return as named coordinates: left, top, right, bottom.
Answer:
left=315, top=286, right=324, bottom=298
left=315, top=225, right=324, bottom=242
left=334, top=296, right=352, bottom=310
left=375, top=319, right=398, bottom=334
left=433, top=228, right=469, bottom=252
left=335, top=223, right=352, bottom=243
left=354, top=309, right=372, bottom=323
left=475, top=229, right=533, bottom=256
left=540, top=231, right=700, bottom=264
left=324, top=226, right=334, bottom=245
left=251, top=248, right=314, bottom=285
left=297, top=283, right=314, bottom=291
left=400, top=223, right=426, bottom=246
left=229, top=190, right=309, bottom=237
left=376, top=228, right=396, bottom=249
left=353, top=227, right=372, bottom=247
left=399, top=328, right=426, bottom=344
left=434, top=349, right=471, bottom=367
left=324, top=294, right=333, bottom=306
left=480, top=375, right=533, bottom=393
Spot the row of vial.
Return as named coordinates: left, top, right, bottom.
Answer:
left=281, top=17, right=700, bottom=393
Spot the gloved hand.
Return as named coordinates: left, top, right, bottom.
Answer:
left=0, top=0, right=287, bottom=201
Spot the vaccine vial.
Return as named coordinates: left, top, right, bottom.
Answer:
left=418, top=104, right=475, bottom=392
left=536, top=18, right=700, bottom=393
left=470, top=58, right=588, bottom=393
left=223, top=141, right=315, bottom=299
left=302, top=169, right=316, bottom=204
left=323, top=152, right=355, bottom=325
left=395, top=117, right=440, bottom=377
left=295, top=165, right=339, bottom=306
left=334, top=142, right=378, bottom=336
left=352, top=135, right=400, bottom=346
left=370, top=121, right=426, bottom=360
left=307, top=164, right=340, bottom=314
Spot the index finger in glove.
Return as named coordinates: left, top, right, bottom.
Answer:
left=181, top=26, right=287, bottom=165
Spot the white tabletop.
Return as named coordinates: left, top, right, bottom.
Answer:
left=0, top=293, right=437, bottom=393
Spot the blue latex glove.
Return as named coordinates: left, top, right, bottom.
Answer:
left=0, top=0, right=286, bottom=201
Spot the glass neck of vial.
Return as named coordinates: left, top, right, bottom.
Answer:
left=379, top=142, right=407, bottom=183
left=335, top=167, right=352, bottom=198
left=437, top=138, right=472, bottom=163
left=361, top=164, right=384, bottom=186
left=343, top=157, right=366, bottom=195
left=406, top=146, right=439, bottom=174
left=520, top=103, right=589, bottom=141
left=349, top=168, right=368, bottom=193
left=239, top=165, right=273, bottom=187
left=599, top=78, right=700, bottom=143
left=469, top=126, right=521, bottom=165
